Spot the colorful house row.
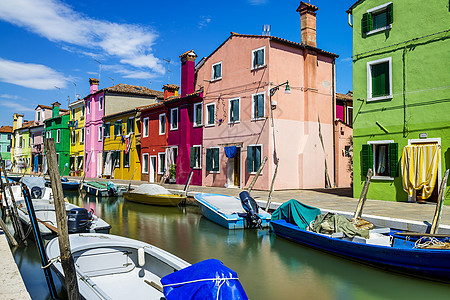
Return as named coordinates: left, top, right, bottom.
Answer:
left=348, top=0, right=450, bottom=203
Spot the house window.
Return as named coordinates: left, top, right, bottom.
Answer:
left=71, top=131, right=76, bottom=144
left=252, top=47, right=265, bottom=69
left=170, top=108, right=178, bottom=130
left=347, top=107, right=353, bottom=126
left=190, top=145, right=201, bottom=169
left=158, top=152, right=166, bottom=174
left=193, top=103, right=203, bottom=127
left=98, top=126, right=103, bottom=141
left=362, top=141, right=398, bottom=179
left=7, top=134, right=11, bottom=140
left=7, top=145, right=10, bottom=152
left=104, top=123, right=110, bottom=138
left=247, top=145, right=262, bottom=173
left=142, top=153, right=149, bottom=174
left=211, top=62, right=222, bottom=81
left=143, top=117, right=149, bottom=137
left=123, top=151, right=130, bottom=168
left=99, top=96, right=103, bottom=110
left=159, top=114, right=166, bottom=135
left=37, top=111, right=41, bottom=122
left=112, top=150, right=121, bottom=168
left=252, top=92, right=265, bottom=120
left=71, top=108, right=75, bottom=119
left=362, top=2, right=393, bottom=35
left=114, top=120, right=122, bottom=136
left=87, top=101, right=91, bottom=114
left=46, top=131, right=51, bottom=139
left=206, top=147, right=220, bottom=172
left=205, top=103, right=215, bottom=126
left=80, top=128, right=85, bottom=143
left=367, top=57, right=392, bottom=101
left=127, top=117, right=135, bottom=134
left=56, top=153, right=59, bottom=165
left=56, top=129, right=61, bottom=143
left=81, top=105, right=85, bottom=117
left=229, top=98, right=240, bottom=123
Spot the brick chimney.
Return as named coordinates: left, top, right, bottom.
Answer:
left=179, top=50, right=197, bottom=98
left=89, top=78, right=99, bottom=94
left=51, top=102, right=61, bottom=118
left=163, top=84, right=180, bottom=100
left=297, top=1, right=318, bottom=47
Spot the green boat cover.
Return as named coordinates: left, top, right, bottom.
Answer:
left=85, top=181, right=107, bottom=189
left=271, top=199, right=321, bottom=230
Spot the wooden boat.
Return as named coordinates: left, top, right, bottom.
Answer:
left=46, top=233, right=248, bottom=300
left=82, top=181, right=127, bottom=197
left=270, top=200, right=450, bottom=282
left=124, top=184, right=186, bottom=206
left=194, top=193, right=271, bottom=230
left=45, top=177, right=80, bottom=190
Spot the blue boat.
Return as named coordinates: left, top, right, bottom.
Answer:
left=270, top=200, right=450, bottom=282
left=195, top=193, right=271, bottom=230
left=60, top=177, right=80, bottom=190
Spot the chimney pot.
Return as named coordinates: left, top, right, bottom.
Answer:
left=179, top=50, right=197, bottom=97
left=89, top=78, right=99, bottom=94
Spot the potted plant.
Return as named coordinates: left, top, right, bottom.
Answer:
left=169, top=164, right=177, bottom=183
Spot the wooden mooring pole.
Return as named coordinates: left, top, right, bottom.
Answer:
left=265, top=158, right=279, bottom=212
left=45, top=138, right=81, bottom=300
left=247, top=156, right=268, bottom=193
left=0, top=217, right=18, bottom=247
left=430, top=169, right=449, bottom=234
left=353, top=169, right=373, bottom=220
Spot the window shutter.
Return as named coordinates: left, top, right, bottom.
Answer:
left=361, top=12, right=372, bottom=34
left=371, top=62, right=389, bottom=97
left=253, top=52, right=257, bottom=67
left=386, top=3, right=393, bottom=24
left=233, top=101, right=239, bottom=121
left=196, top=105, right=202, bottom=125
left=389, top=143, right=398, bottom=177
left=213, top=148, right=219, bottom=171
left=206, top=149, right=212, bottom=171
left=190, top=147, right=195, bottom=168
left=255, top=146, right=261, bottom=171
left=217, top=64, right=221, bottom=78
left=257, top=49, right=264, bottom=66
left=247, top=146, right=254, bottom=172
left=257, top=95, right=264, bottom=117
left=361, top=144, right=373, bottom=176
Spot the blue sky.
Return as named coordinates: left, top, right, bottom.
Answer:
left=0, top=0, right=354, bottom=126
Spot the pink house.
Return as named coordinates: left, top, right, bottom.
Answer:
left=196, top=2, right=338, bottom=190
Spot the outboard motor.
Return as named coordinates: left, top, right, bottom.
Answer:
left=239, top=191, right=263, bottom=229
left=30, top=186, right=43, bottom=199
left=106, top=181, right=118, bottom=196
left=67, top=208, right=93, bottom=233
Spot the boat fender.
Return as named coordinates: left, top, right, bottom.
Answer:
left=138, top=247, right=145, bottom=267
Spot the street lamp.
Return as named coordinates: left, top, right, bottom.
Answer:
left=269, top=80, right=290, bottom=109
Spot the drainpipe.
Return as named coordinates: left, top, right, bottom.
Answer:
left=332, top=58, right=337, bottom=188
left=348, top=13, right=353, bottom=28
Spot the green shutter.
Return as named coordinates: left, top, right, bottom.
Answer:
left=361, top=144, right=373, bottom=176
left=371, top=62, right=389, bottom=97
left=233, top=100, right=239, bottom=121
left=389, top=143, right=398, bottom=177
left=190, top=147, right=195, bottom=168
left=247, top=146, right=254, bottom=173
left=255, top=146, right=261, bottom=171
left=386, top=3, right=393, bottom=24
left=196, top=105, right=202, bottom=125
left=256, top=95, right=264, bottom=118
left=213, top=148, right=219, bottom=171
left=206, top=149, right=212, bottom=171
left=361, top=12, right=372, bottom=34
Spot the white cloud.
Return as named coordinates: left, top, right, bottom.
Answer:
left=0, top=94, right=19, bottom=100
left=103, top=64, right=155, bottom=80
left=198, top=16, right=212, bottom=29
left=0, top=0, right=164, bottom=73
left=0, top=100, right=35, bottom=112
left=0, top=57, right=67, bottom=89
left=248, top=0, right=268, bottom=5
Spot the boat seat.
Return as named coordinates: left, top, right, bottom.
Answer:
left=75, top=248, right=136, bottom=277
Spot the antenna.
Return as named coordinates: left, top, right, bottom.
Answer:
left=163, top=58, right=171, bottom=83
left=73, top=82, right=77, bottom=100
left=94, top=59, right=102, bottom=82
left=262, top=24, right=271, bottom=36
left=108, top=77, right=115, bottom=86
left=54, top=86, right=60, bottom=102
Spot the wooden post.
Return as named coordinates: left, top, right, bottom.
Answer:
left=265, top=158, right=279, bottom=212
left=128, top=167, right=138, bottom=191
left=353, top=169, right=373, bottom=220
left=0, top=155, right=28, bottom=246
left=430, top=169, right=449, bottom=234
left=0, top=217, right=18, bottom=247
left=45, top=138, right=81, bottom=300
left=79, top=151, right=93, bottom=190
left=183, top=168, right=194, bottom=194
left=247, top=156, right=268, bottom=193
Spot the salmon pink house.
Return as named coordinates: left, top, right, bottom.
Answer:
left=196, top=2, right=338, bottom=190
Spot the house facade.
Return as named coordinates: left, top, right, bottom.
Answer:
left=196, top=2, right=337, bottom=190
left=12, top=114, right=34, bottom=174
left=30, top=104, right=54, bottom=173
left=69, top=99, right=85, bottom=176
left=0, top=126, right=13, bottom=168
left=83, top=78, right=163, bottom=179
left=348, top=0, right=450, bottom=203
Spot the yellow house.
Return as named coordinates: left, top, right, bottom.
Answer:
left=102, top=108, right=141, bottom=181
left=69, top=99, right=85, bottom=176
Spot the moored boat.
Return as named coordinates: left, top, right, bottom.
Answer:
left=82, top=181, right=127, bottom=197
left=195, top=192, right=271, bottom=230
left=124, top=184, right=186, bottom=206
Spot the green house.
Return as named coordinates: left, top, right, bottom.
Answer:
left=0, top=126, right=13, bottom=167
left=347, top=0, right=450, bottom=204
left=44, top=102, right=71, bottom=175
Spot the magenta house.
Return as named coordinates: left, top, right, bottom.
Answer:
left=165, top=51, right=203, bottom=186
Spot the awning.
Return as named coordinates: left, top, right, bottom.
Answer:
left=401, top=144, right=440, bottom=199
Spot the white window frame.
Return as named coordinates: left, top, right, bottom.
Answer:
left=211, top=61, right=222, bottom=81
left=143, top=117, right=149, bottom=138
left=99, top=96, right=103, bottom=111
left=170, top=108, right=179, bottom=131
left=347, top=106, right=353, bottom=126
left=80, top=128, right=85, bottom=143
left=71, top=108, right=75, bottom=119
left=228, top=97, right=241, bottom=124
left=81, top=105, right=85, bottom=118
left=367, top=57, right=392, bottom=102
left=115, top=120, right=122, bottom=136
left=248, top=144, right=263, bottom=174
left=71, top=130, right=76, bottom=144
left=205, top=103, right=216, bottom=127
left=366, top=2, right=393, bottom=36
left=142, top=153, right=149, bottom=174
left=158, top=152, right=166, bottom=174
left=56, top=129, right=61, bottom=143
left=193, top=103, right=203, bottom=127
left=127, top=117, right=135, bottom=134
left=87, top=101, right=91, bottom=114
left=252, top=46, right=266, bottom=70
left=159, top=114, right=166, bottom=135
left=46, top=131, right=51, bottom=139
left=98, top=126, right=103, bottom=141
left=208, top=146, right=220, bottom=173
left=251, top=92, right=266, bottom=120
left=367, top=140, right=395, bottom=181
left=192, top=145, right=202, bottom=170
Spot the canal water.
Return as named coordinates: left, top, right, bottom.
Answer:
left=10, top=191, right=449, bottom=299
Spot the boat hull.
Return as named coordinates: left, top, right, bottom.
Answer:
left=82, top=183, right=126, bottom=197
left=271, top=219, right=450, bottom=282
left=124, top=192, right=185, bottom=206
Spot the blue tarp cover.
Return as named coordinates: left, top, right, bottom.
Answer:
left=161, top=259, right=248, bottom=300
left=224, top=146, right=237, bottom=158
left=271, top=199, right=321, bottom=230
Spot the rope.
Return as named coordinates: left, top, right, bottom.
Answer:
left=162, top=277, right=239, bottom=300
left=414, top=237, right=447, bottom=249
left=42, top=256, right=60, bottom=269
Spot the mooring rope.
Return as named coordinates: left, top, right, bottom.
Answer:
left=41, top=256, right=60, bottom=269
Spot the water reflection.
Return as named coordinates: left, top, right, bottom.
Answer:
left=10, top=191, right=450, bottom=300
